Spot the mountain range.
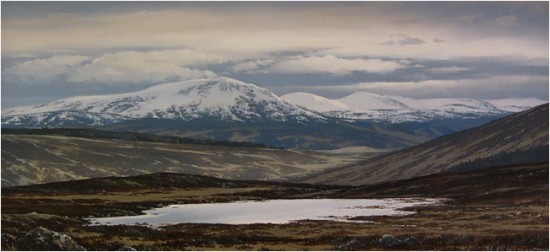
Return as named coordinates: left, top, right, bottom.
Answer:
left=2, top=77, right=545, bottom=149
left=282, top=92, right=545, bottom=123
left=2, top=77, right=324, bottom=127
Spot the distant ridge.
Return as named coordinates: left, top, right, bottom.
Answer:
left=282, top=92, right=546, bottom=123
left=1, top=128, right=282, bottom=149
left=301, top=103, right=549, bottom=185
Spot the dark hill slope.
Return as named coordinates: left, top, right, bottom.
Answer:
left=335, top=162, right=548, bottom=205
left=3, top=172, right=338, bottom=195
left=302, top=104, right=549, bottom=186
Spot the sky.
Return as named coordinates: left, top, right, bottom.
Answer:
left=2, top=1, right=549, bottom=109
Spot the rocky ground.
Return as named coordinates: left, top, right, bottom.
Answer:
left=2, top=162, right=548, bottom=250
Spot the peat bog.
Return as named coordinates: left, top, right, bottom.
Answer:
left=2, top=162, right=548, bottom=250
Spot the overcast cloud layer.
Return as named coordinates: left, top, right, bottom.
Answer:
left=2, top=2, right=548, bottom=108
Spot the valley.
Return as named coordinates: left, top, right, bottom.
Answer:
left=302, top=104, right=549, bottom=185
left=3, top=2, right=548, bottom=251
left=1, top=78, right=548, bottom=251
left=2, top=162, right=547, bottom=250
left=1, top=130, right=370, bottom=187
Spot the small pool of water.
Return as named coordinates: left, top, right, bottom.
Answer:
left=87, top=198, right=442, bottom=227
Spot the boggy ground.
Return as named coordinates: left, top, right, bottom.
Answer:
left=2, top=163, right=548, bottom=250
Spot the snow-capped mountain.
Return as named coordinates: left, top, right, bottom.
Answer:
left=339, top=92, right=410, bottom=110
left=485, top=98, right=548, bottom=112
left=282, top=91, right=546, bottom=123
left=280, top=92, right=349, bottom=112
left=2, top=77, right=325, bottom=127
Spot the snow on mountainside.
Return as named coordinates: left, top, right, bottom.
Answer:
left=485, top=98, right=548, bottom=112
left=2, top=77, right=325, bottom=127
left=389, top=96, right=499, bottom=112
left=339, top=92, right=410, bottom=110
left=280, top=92, right=349, bottom=112
left=282, top=91, right=546, bottom=123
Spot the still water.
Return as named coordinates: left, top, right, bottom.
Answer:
left=88, top=198, right=442, bottom=227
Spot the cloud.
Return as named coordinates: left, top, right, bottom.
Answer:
left=232, top=62, right=261, bottom=72
left=270, top=55, right=405, bottom=75
left=426, top=66, right=471, bottom=75
left=397, top=37, right=426, bottom=46
left=70, top=64, right=215, bottom=84
left=383, top=35, right=427, bottom=46
left=309, top=75, right=549, bottom=100
left=232, top=59, right=273, bottom=73
left=69, top=50, right=221, bottom=83
left=2, top=2, right=548, bottom=108
left=493, top=15, right=520, bottom=29
left=4, top=55, right=89, bottom=82
left=3, top=2, right=546, bottom=63
left=4, top=50, right=222, bottom=85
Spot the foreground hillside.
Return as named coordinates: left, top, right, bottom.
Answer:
left=302, top=103, right=549, bottom=186
left=2, top=162, right=547, bottom=250
left=1, top=131, right=368, bottom=187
